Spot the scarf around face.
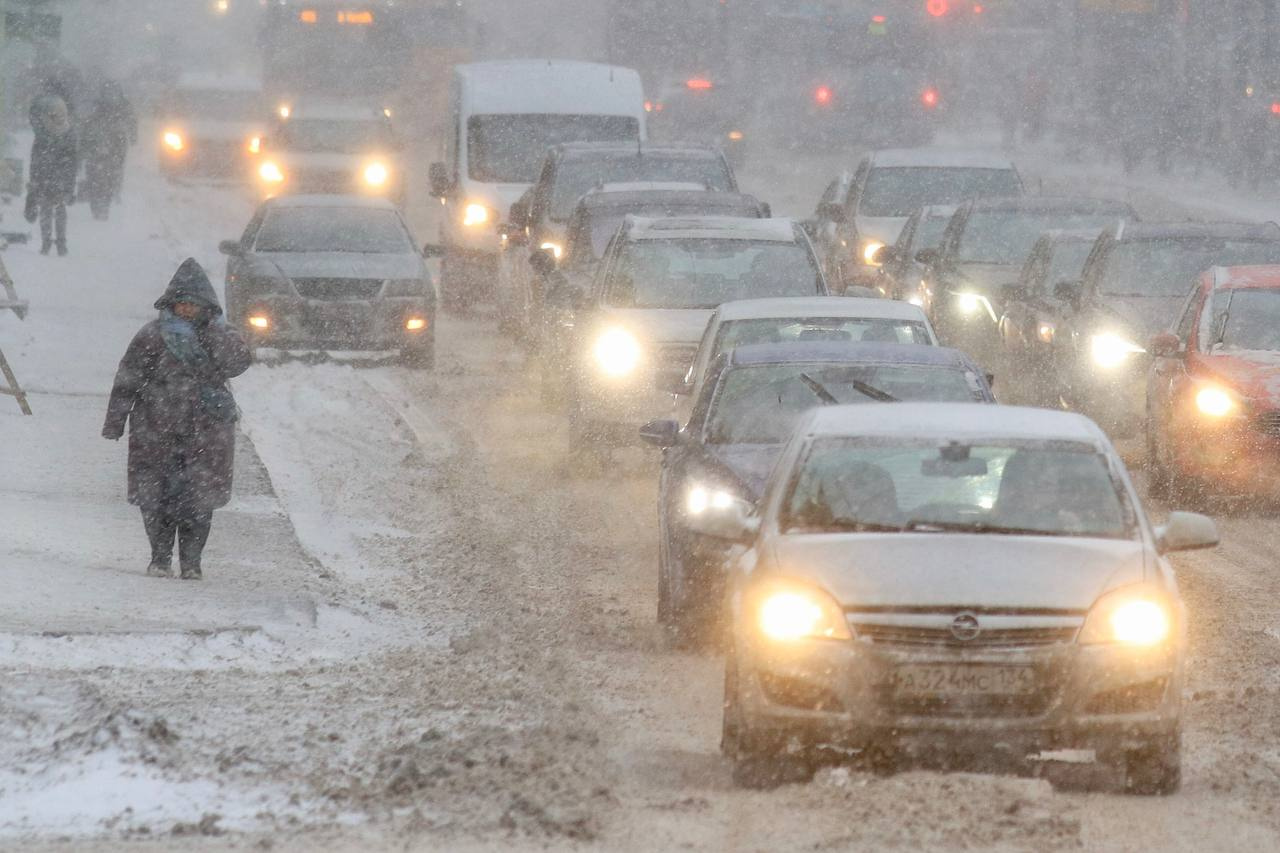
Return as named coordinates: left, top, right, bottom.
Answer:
left=158, top=309, right=210, bottom=369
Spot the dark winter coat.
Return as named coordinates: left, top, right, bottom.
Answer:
left=103, top=260, right=252, bottom=512
left=83, top=85, right=137, bottom=163
left=29, top=128, right=78, bottom=201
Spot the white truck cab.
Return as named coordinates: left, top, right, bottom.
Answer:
left=428, top=60, right=646, bottom=307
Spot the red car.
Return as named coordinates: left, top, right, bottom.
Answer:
left=1147, top=265, right=1280, bottom=498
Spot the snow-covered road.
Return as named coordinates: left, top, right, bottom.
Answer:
left=2, top=124, right=1280, bottom=851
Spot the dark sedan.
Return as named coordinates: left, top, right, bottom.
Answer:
left=639, top=341, right=996, bottom=645
left=219, top=195, right=436, bottom=367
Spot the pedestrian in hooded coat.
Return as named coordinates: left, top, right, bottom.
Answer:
left=28, top=94, right=78, bottom=256
left=82, top=80, right=137, bottom=220
left=102, top=259, right=252, bottom=579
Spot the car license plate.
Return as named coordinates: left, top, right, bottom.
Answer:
left=892, top=664, right=1036, bottom=697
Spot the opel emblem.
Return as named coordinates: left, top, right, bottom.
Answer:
left=950, top=612, right=981, bottom=642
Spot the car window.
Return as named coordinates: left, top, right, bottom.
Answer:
left=279, top=119, right=393, bottom=153
left=549, top=156, right=733, bottom=221
left=1045, top=241, right=1094, bottom=291
left=714, top=318, right=932, bottom=359
left=606, top=239, right=821, bottom=308
left=958, top=212, right=1125, bottom=265
left=705, top=364, right=984, bottom=445
left=254, top=207, right=412, bottom=253
left=1175, top=288, right=1202, bottom=343
left=1099, top=240, right=1280, bottom=297
left=466, top=114, right=640, bottom=183
left=1202, top=288, right=1280, bottom=352
left=782, top=440, right=1133, bottom=539
left=858, top=168, right=1021, bottom=217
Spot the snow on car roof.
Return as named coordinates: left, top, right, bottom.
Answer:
left=625, top=216, right=797, bottom=242
left=969, top=196, right=1133, bottom=214
left=729, top=342, right=973, bottom=368
left=1202, top=265, right=1280, bottom=290
left=265, top=194, right=397, bottom=210
left=455, top=61, right=644, bottom=116
left=175, top=72, right=263, bottom=93
left=867, top=149, right=1016, bottom=170
left=803, top=403, right=1107, bottom=444
left=579, top=190, right=757, bottom=212
left=556, top=142, right=720, bottom=159
left=287, top=100, right=386, bottom=121
left=715, top=296, right=927, bottom=323
left=1038, top=227, right=1106, bottom=244
left=1115, top=221, right=1280, bottom=242
left=594, top=182, right=709, bottom=194
left=919, top=204, right=958, bottom=219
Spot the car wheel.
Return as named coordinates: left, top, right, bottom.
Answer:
left=1123, top=732, right=1181, bottom=795
left=723, top=655, right=811, bottom=789
left=658, top=529, right=709, bottom=649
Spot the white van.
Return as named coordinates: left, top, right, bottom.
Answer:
left=428, top=60, right=647, bottom=307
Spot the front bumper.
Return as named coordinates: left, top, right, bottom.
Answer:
left=1172, top=415, right=1280, bottom=493
left=1072, top=362, right=1148, bottom=436
left=236, top=295, right=433, bottom=350
left=736, top=634, right=1181, bottom=758
left=260, top=168, right=404, bottom=203
left=160, top=140, right=252, bottom=178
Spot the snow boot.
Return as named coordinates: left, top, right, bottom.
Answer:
left=180, top=565, right=202, bottom=580
left=40, top=242, right=51, bottom=256
left=146, top=560, right=173, bottom=578
left=56, top=243, right=68, bottom=257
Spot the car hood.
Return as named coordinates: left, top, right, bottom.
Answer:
left=854, top=215, right=909, bottom=246
left=952, top=262, right=1018, bottom=294
left=275, top=151, right=370, bottom=170
left=770, top=534, right=1147, bottom=610
left=1198, top=351, right=1280, bottom=402
left=708, top=443, right=784, bottom=499
left=254, top=252, right=423, bottom=281
left=1097, top=295, right=1187, bottom=341
left=601, top=307, right=713, bottom=344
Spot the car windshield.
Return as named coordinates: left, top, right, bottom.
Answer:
left=254, top=207, right=411, bottom=253
left=859, top=168, right=1020, bottom=217
left=167, top=89, right=263, bottom=122
left=279, top=119, right=394, bottom=153
left=1099, top=239, right=1280, bottom=297
left=958, top=211, right=1124, bottom=265
left=714, top=317, right=932, bottom=361
left=1046, top=241, right=1095, bottom=287
left=911, top=215, right=952, bottom=252
left=706, top=364, right=983, bottom=445
left=549, top=156, right=733, bottom=220
left=607, top=239, right=821, bottom=308
left=782, top=440, right=1132, bottom=538
left=1205, top=289, right=1280, bottom=352
left=467, top=115, right=640, bottom=183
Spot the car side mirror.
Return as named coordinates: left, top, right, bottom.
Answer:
left=639, top=418, right=680, bottom=448
left=508, top=199, right=530, bottom=229
left=872, top=245, right=896, bottom=265
left=1149, top=331, right=1182, bottom=359
left=985, top=372, right=996, bottom=390
left=914, top=247, right=940, bottom=266
left=1053, top=279, right=1083, bottom=304
left=817, top=201, right=847, bottom=224
left=422, top=243, right=446, bottom=259
left=1000, top=282, right=1028, bottom=302
left=684, top=497, right=760, bottom=542
left=218, top=239, right=243, bottom=256
left=428, top=162, right=451, bottom=198
left=529, top=248, right=557, bottom=276
left=1156, top=511, right=1219, bottom=554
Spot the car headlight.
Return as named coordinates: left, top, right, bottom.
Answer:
left=247, top=135, right=261, bottom=155
left=539, top=241, right=563, bottom=259
left=1195, top=385, right=1238, bottom=418
left=686, top=483, right=738, bottom=516
left=1078, top=585, right=1174, bottom=647
left=462, top=202, right=490, bottom=227
left=861, top=239, right=885, bottom=266
left=278, top=104, right=291, bottom=119
left=950, top=290, right=997, bottom=322
left=1090, top=332, right=1145, bottom=369
left=592, top=327, right=641, bottom=377
left=383, top=278, right=425, bottom=298
left=363, top=161, right=389, bottom=187
left=258, top=161, right=284, bottom=184
left=750, top=581, right=851, bottom=642
left=1037, top=321, right=1056, bottom=343
left=162, top=130, right=185, bottom=152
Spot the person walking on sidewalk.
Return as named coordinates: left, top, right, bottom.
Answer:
left=27, top=94, right=78, bottom=256
left=102, top=259, right=252, bottom=580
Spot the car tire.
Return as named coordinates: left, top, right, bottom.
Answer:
left=658, top=523, right=709, bottom=649
left=722, top=655, right=811, bottom=789
left=1123, top=732, right=1182, bottom=795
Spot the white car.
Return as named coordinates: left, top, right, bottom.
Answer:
left=693, top=403, right=1217, bottom=792
left=680, top=296, right=939, bottom=407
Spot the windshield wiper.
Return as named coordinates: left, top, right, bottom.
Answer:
left=901, top=519, right=1074, bottom=536
left=799, top=373, right=841, bottom=404
left=799, top=373, right=899, bottom=404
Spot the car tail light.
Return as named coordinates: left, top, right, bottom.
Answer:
left=926, top=0, right=949, bottom=16
left=686, top=78, right=713, bottom=91
left=644, top=100, right=653, bottom=112
left=922, top=87, right=940, bottom=108
left=814, top=85, right=833, bottom=106
left=973, top=3, right=984, bottom=12
left=1271, top=101, right=1280, bottom=115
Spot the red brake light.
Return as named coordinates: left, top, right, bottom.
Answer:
left=973, top=3, right=984, bottom=12
left=644, top=100, right=653, bottom=112
left=922, top=87, right=940, bottom=108
left=686, top=78, right=713, bottom=91
left=814, top=85, right=833, bottom=106
left=872, top=14, right=886, bottom=23
left=926, top=0, right=949, bottom=16
left=1271, top=101, right=1280, bottom=115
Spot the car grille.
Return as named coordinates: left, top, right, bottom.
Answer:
left=292, top=168, right=352, bottom=193
left=883, top=691, right=1055, bottom=719
left=1254, top=409, right=1280, bottom=438
left=851, top=623, right=1079, bottom=649
left=294, top=278, right=383, bottom=301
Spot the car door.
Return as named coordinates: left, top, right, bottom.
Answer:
left=1000, top=242, right=1046, bottom=355
left=880, top=211, right=919, bottom=298
left=1051, top=235, right=1111, bottom=398
left=224, top=209, right=266, bottom=323
left=1150, top=285, right=1205, bottom=443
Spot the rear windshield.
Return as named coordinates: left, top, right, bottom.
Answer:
left=958, top=211, right=1125, bottom=265
left=714, top=317, right=933, bottom=362
left=860, top=167, right=1021, bottom=217
left=550, top=155, right=734, bottom=220
left=467, top=114, right=640, bottom=183
left=606, top=238, right=821, bottom=309
left=1100, top=239, right=1280, bottom=297
left=279, top=119, right=394, bottom=153
left=254, top=207, right=411, bottom=253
